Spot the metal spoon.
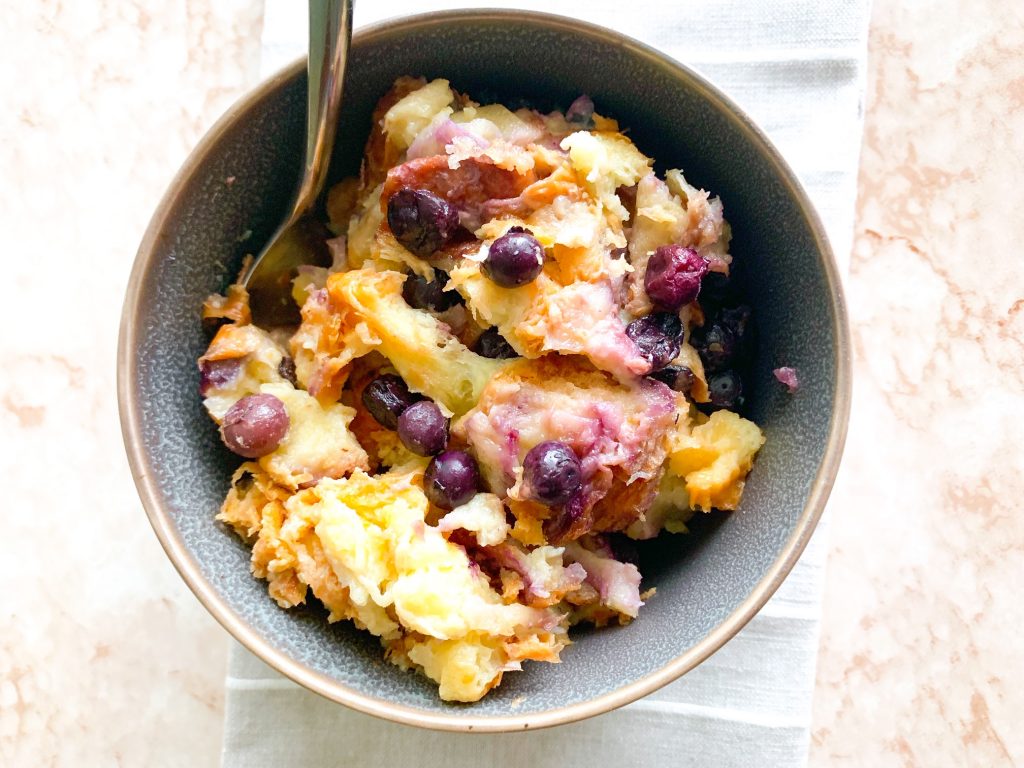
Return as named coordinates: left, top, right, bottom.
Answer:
left=242, top=0, right=354, bottom=327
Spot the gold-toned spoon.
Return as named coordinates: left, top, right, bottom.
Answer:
left=241, top=0, right=354, bottom=326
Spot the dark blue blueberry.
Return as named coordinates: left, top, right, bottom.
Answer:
left=361, top=374, right=418, bottom=430
left=424, top=450, right=480, bottom=510
left=706, top=370, right=743, bottom=409
left=648, top=364, right=696, bottom=394
left=698, top=270, right=737, bottom=307
left=387, top=188, right=461, bottom=259
left=397, top=400, right=449, bottom=457
left=474, top=328, right=518, bottom=359
left=523, top=441, right=582, bottom=507
left=482, top=227, right=544, bottom=288
left=402, top=271, right=462, bottom=311
left=718, top=304, right=752, bottom=339
left=693, top=322, right=738, bottom=373
left=626, top=312, right=684, bottom=371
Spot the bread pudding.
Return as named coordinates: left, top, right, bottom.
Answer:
left=198, top=78, right=764, bottom=702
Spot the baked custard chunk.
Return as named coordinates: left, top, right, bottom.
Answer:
left=455, top=355, right=676, bottom=544
left=198, top=77, right=765, bottom=701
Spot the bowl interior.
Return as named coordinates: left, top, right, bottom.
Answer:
left=125, top=12, right=843, bottom=726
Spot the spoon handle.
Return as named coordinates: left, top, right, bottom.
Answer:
left=294, top=0, right=354, bottom=218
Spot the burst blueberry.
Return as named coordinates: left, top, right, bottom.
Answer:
left=644, top=245, right=709, bottom=311
left=199, top=357, right=242, bottom=396
left=648, top=364, right=696, bottom=394
left=386, top=188, right=461, bottom=259
left=402, top=271, right=462, bottom=311
left=474, top=327, right=518, bottom=359
left=361, top=373, right=418, bottom=430
left=625, top=312, right=684, bottom=371
left=542, top=492, right=585, bottom=543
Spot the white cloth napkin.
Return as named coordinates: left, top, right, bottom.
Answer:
left=222, top=2, right=869, bottom=765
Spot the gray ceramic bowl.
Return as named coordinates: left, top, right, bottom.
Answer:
left=118, top=10, right=850, bottom=731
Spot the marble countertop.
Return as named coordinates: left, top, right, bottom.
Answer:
left=2, top=1, right=1020, bottom=765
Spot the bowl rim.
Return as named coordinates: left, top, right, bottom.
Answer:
left=118, top=8, right=851, bottom=733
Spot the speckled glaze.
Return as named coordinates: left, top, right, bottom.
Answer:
left=118, top=11, right=849, bottom=731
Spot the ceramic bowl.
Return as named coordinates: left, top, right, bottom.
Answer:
left=118, top=9, right=850, bottom=732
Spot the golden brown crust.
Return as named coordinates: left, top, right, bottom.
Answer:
left=506, top=498, right=551, bottom=547
left=491, top=354, right=608, bottom=391
left=217, top=463, right=282, bottom=541
left=380, top=154, right=536, bottom=213
left=289, top=286, right=380, bottom=403
left=200, top=322, right=264, bottom=363
left=589, top=467, right=664, bottom=533
left=201, top=255, right=253, bottom=330
left=504, top=631, right=566, bottom=664
left=499, top=569, right=525, bottom=603
left=360, top=76, right=427, bottom=193
left=201, top=282, right=251, bottom=329
left=218, top=464, right=313, bottom=609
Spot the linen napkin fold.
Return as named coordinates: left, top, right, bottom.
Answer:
left=223, top=2, right=869, bottom=765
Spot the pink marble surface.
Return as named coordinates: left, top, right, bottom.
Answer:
left=1, top=2, right=1021, bottom=766
left=809, top=2, right=1024, bottom=765
left=0, top=3, right=261, bottom=765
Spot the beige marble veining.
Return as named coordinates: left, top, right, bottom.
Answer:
left=0, top=2, right=263, bottom=766
left=809, top=1, right=1024, bottom=766
left=2, top=1, right=1022, bottom=766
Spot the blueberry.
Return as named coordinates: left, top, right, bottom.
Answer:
left=277, top=356, right=298, bottom=387
left=221, top=394, right=290, bottom=458
left=706, top=370, right=743, bottom=409
left=482, top=227, right=544, bottom=288
left=693, top=322, right=737, bottom=373
left=474, top=327, right=518, bottom=359
left=607, top=533, right=640, bottom=566
left=625, top=312, right=683, bottom=371
left=644, top=245, right=709, bottom=311
left=698, top=270, right=737, bottom=306
left=523, top=441, right=582, bottom=507
left=386, top=188, right=461, bottom=259
left=648, top=364, right=695, bottom=394
left=424, top=450, right=480, bottom=510
left=361, top=374, right=418, bottom=430
left=199, top=357, right=242, bottom=396
left=718, top=304, right=752, bottom=338
left=397, top=400, right=449, bottom=457
left=565, top=95, right=595, bottom=127
left=402, top=271, right=462, bottom=312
